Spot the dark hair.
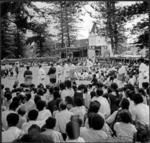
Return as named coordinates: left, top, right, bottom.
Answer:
left=27, top=66, right=30, bottom=70
left=133, top=93, right=143, bottom=104
left=53, top=91, right=60, bottom=100
left=28, top=110, right=38, bottom=121
left=120, top=98, right=129, bottom=109
left=59, top=83, right=65, bottom=90
left=88, top=113, right=104, bottom=130
left=9, top=101, right=19, bottom=111
left=36, top=100, right=46, bottom=111
left=119, top=110, right=132, bottom=123
left=49, top=87, right=54, bottom=94
left=96, top=89, right=103, bottom=97
left=45, top=117, right=56, bottom=129
left=88, top=101, right=100, bottom=113
left=34, top=95, right=41, bottom=105
left=28, top=124, right=41, bottom=134
left=111, top=83, right=118, bottom=91
left=65, top=96, right=73, bottom=105
left=18, top=107, right=26, bottom=116
left=142, top=82, right=149, bottom=89
left=4, top=92, right=12, bottom=101
left=138, top=88, right=146, bottom=97
left=7, top=113, right=19, bottom=127
left=90, top=91, right=96, bottom=99
left=74, top=97, right=84, bottom=107
left=59, top=101, right=67, bottom=110
left=65, top=80, right=72, bottom=89
left=26, top=93, right=31, bottom=101
left=125, top=89, right=134, bottom=101
left=66, top=121, right=80, bottom=140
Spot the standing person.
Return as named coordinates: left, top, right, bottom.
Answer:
left=47, top=63, right=57, bottom=87
left=24, top=66, right=33, bottom=86
left=38, top=65, right=46, bottom=86
left=15, top=62, right=19, bottom=79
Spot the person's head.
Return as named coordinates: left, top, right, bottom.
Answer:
left=90, top=91, right=96, bottom=99
left=119, top=110, right=132, bottom=123
left=96, top=89, right=103, bottom=97
left=45, top=117, right=56, bottom=129
left=88, top=113, right=104, bottom=130
left=36, top=100, right=46, bottom=111
left=59, top=83, right=65, bottom=91
left=28, top=124, right=41, bottom=136
left=9, top=101, right=19, bottom=111
left=74, top=97, right=84, bottom=107
left=138, top=88, right=146, bottom=97
left=132, top=93, right=143, bottom=105
left=49, top=87, right=54, bottom=95
left=26, top=93, right=31, bottom=101
left=17, top=107, right=26, bottom=116
left=65, top=80, right=72, bottom=89
left=66, top=121, right=80, bottom=140
left=110, top=83, right=118, bottom=91
left=39, top=65, right=42, bottom=68
left=53, top=91, right=60, bottom=100
left=142, top=82, right=149, bottom=90
left=88, top=101, right=100, bottom=113
left=34, top=95, right=41, bottom=105
left=26, top=66, right=30, bottom=70
left=4, top=92, right=12, bottom=101
left=7, top=113, right=19, bottom=127
left=59, top=101, right=67, bottom=111
left=28, top=109, right=38, bottom=121
left=120, top=98, right=129, bottom=109
left=65, top=96, right=74, bottom=109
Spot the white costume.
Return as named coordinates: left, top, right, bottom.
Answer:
left=38, top=67, right=46, bottom=85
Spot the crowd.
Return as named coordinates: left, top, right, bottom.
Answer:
left=1, top=58, right=150, bottom=143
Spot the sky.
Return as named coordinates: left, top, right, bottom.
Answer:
left=31, top=1, right=145, bottom=43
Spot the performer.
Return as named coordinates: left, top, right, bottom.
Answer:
left=38, top=64, right=46, bottom=86
left=47, top=63, right=57, bottom=87
left=23, top=66, right=33, bottom=86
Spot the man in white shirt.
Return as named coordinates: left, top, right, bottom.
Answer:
left=38, top=65, right=46, bottom=86
left=22, top=109, right=44, bottom=133
left=55, top=101, right=73, bottom=135
left=91, top=89, right=110, bottom=118
left=130, top=93, right=149, bottom=125
left=2, top=113, right=22, bottom=142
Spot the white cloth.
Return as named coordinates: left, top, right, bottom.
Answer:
left=37, top=109, right=52, bottom=121
left=91, top=96, right=111, bottom=118
left=61, top=88, right=74, bottom=101
left=55, top=109, right=73, bottom=134
left=66, top=137, right=85, bottom=142
left=130, top=103, right=149, bottom=125
left=114, top=122, right=137, bottom=141
left=38, top=68, right=46, bottom=85
left=42, top=129, right=64, bottom=142
left=2, top=127, right=22, bottom=142
left=80, top=127, right=108, bottom=142
left=22, top=120, right=44, bottom=133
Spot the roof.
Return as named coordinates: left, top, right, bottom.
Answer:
left=72, top=39, right=89, bottom=48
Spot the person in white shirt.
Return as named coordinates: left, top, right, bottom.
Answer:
left=61, top=80, right=74, bottom=101
left=66, top=121, right=85, bottom=142
left=22, top=109, right=44, bottom=133
left=91, top=89, right=110, bottom=118
left=55, top=101, right=74, bottom=140
left=41, top=117, right=64, bottom=142
left=36, top=100, right=52, bottom=122
left=130, top=93, right=149, bottom=125
left=38, top=65, right=46, bottom=86
left=113, top=110, right=137, bottom=142
left=2, top=113, right=23, bottom=142
left=80, top=113, right=108, bottom=142
left=70, top=97, right=87, bottom=122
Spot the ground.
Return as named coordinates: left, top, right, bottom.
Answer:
left=1, top=66, right=91, bottom=89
